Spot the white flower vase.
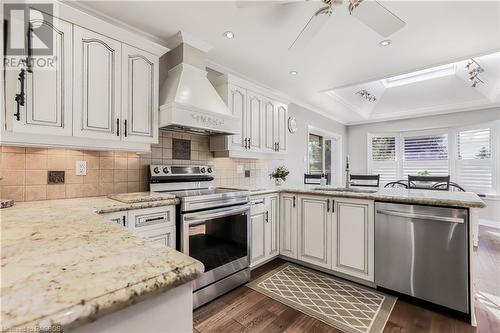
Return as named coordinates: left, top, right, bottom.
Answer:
left=274, top=178, right=284, bottom=186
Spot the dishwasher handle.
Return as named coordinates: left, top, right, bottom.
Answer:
left=376, top=209, right=464, bottom=224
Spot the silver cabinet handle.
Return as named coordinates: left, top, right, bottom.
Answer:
left=376, top=209, right=464, bottom=224
left=266, top=211, right=269, bottom=223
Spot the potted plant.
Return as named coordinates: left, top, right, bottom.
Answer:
left=270, top=166, right=289, bottom=186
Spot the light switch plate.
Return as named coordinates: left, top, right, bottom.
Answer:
left=76, top=160, right=87, bottom=176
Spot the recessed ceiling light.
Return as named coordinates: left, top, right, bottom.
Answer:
left=223, top=31, right=234, bottom=39
left=379, top=39, right=391, bottom=47
left=289, top=71, right=298, bottom=76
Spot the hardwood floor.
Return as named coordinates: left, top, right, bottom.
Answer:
left=194, top=226, right=500, bottom=333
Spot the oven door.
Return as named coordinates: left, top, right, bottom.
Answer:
left=182, top=204, right=250, bottom=290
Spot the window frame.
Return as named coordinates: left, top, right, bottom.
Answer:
left=307, top=125, right=343, bottom=187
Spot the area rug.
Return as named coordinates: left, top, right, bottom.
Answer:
left=247, top=263, right=396, bottom=333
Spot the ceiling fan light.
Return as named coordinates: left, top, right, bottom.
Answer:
left=379, top=39, right=391, bottom=47
left=223, top=31, right=235, bottom=39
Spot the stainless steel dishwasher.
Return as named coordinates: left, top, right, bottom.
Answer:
left=375, top=202, right=469, bottom=313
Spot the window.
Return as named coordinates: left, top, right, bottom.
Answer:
left=403, top=133, right=449, bottom=177
left=307, top=127, right=342, bottom=186
left=368, top=122, right=498, bottom=194
left=369, top=135, right=398, bottom=185
left=456, top=128, right=494, bottom=193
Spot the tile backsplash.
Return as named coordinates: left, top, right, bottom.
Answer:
left=0, top=130, right=281, bottom=202
left=0, top=130, right=213, bottom=202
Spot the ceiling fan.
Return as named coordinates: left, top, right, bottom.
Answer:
left=236, top=0, right=406, bottom=51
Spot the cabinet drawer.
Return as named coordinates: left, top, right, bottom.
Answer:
left=100, top=211, right=128, bottom=228
left=128, top=206, right=175, bottom=231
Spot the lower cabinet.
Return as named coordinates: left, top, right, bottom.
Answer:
left=277, top=193, right=375, bottom=283
left=100, top=206, right=176, bottom=248
left=279, top=193, right=298, bottom=259
left=332, top=198, right=374, bottom=282
left=250, top=194, right=280, bottom=267
left=297, top=195, right=332, bottom=269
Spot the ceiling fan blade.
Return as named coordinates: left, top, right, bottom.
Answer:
left=235, top=1, right=282, bottom=8
left=289, top=6, right=331, bottom=51
left=350, top=1, right=406, bottom=37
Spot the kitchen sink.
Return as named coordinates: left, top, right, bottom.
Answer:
left=313, top=187, right=378, bottom=194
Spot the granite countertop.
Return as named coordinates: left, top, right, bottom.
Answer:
left=1, top=197, right=203, bottom=332
left=107, top=192, right=176, bottom=204
left=227, top=185, right=486, bottom=208
left=93, top=196, right=180, bottom=214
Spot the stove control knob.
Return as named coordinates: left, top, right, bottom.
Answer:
left=200, top=167, right=206, bottom=173
left=163, top=167, right=169, bottom=174
left=153, top=167, right=160, bottom=174
left=207, top=167, right=213, bottom=173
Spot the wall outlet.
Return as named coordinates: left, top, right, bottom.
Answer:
left=76, top=160, right=87, bottom=176
left=244, top=170, right=251, bottom=178
left=236, top=165, right=244, bottom=174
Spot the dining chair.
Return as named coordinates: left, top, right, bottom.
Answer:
left=433, top=181, right=466, bottom=192
left=407, top=175, right=450, bottom=190
left=349, top=174, right=380, bottom=188
left=384, top=180, right=409, bottom=189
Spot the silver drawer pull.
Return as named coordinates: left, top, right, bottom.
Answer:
left=136, top=215, right=168, bottom=227
left=251, top=200, right=265, bottom=205
left=376, top=209, right=464, bottom=224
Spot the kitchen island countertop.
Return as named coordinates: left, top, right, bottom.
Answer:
left=1, top=197, right=203, bottom=332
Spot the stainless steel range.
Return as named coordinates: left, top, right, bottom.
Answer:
left=149, top=165, right=250, bottom=308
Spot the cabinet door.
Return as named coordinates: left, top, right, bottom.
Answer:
left=267, top=194, right=280, bottom=257
left=332, top=199, right=374, bottom=282
left=297, top=195, right=331, bottom=268
left=73, top=26, right=121, bottom=140
left=147, top=227, right=176, bottom=248
left=263, top=99, right=276, bottom=153
left=246, top=91, right=262, bottom=151
left=250, top=211, right=267, bottom=266
left=279, top=194, right=297, bottom=259
left=121, top=44, right=158, bottom=143
left=7, top=16, right=72, bottom=136
left=228, top=84, right=246, bottom=149
left=277, top=104, right=288, bottom=153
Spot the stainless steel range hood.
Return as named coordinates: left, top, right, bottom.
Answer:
left=159, top=32, right=239, bottom=135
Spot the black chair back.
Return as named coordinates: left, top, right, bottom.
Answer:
left=350, top=174, right=380, bottom=188
left=384, top=181, right=408, bottom=189
left=408, top=175, right=450, bottom=190
left=433, top=182, right=466, bottom=192
left=304, top=173, right=331, bottom=185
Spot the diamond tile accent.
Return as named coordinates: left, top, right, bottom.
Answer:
left=247, top=264, right=396, bottom=333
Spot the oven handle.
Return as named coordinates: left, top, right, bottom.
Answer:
left=184, top=204, right=250, bottom=225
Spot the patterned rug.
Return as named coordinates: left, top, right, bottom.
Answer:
left=247, top=264, right=396, bottom=333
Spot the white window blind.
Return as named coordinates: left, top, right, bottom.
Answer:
left=403, top=133, right=449, bottom=177
left=369, top=135, right=398, bottom=185
left=456, top=128, right=493, bottom=193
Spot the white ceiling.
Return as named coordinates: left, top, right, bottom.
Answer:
left=78, top=0, right=500, bottom=124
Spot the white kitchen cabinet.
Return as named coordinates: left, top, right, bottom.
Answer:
left=121, top=44, right=159, bottom=144
left=210, top=74, right=288, bottom=158
left=139, top=226, right=176, bottom=248
left=297, top=195, right=332, bottom=269
left=246, top=91, right=262, bottom=151
left=267, top=194, right=280, bottom=257
left=279, top=193, right=298, bottom=259
left=1, top=3, right=167, bottom=151
left=332, top=198, right=374, bottom=282
left=73, top=26, right=122, bottom=141
left=6, top=16, right=73, bottom=136
left=250, top=194, right=280, bottom=268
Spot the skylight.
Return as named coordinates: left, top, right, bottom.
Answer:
left=382, top=64, right=456, bottom=88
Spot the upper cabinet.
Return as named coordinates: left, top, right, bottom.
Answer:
left=73, top=27, right=122, bottom=141
left=7, top=16, right=73, bottom=137
left=121, top=44, right=159, bottom=143
left=2, top=3, right=167, bottom=151
left=210, top=74, right=289, bottom=158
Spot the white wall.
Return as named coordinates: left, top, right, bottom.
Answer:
left=346, top=107, right=500, bottom=227
left=284, top=104, right=347, bottom=187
